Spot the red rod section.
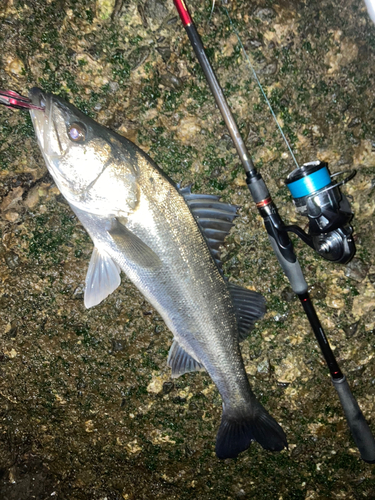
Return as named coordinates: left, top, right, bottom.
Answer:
left=173, top=0, right=192, bottom=26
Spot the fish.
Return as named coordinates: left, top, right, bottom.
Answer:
left=365, top=0, right=375, bottom=25
left=28, top=87, right=287, bottom=459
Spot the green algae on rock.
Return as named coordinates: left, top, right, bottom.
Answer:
left=1, top=0, right=375, bottom=499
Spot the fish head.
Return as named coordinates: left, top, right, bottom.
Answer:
left=28, top=87, right=139, bottom=215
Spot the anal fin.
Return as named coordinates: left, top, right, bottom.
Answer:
left=167, top=340, right=205, bottom=378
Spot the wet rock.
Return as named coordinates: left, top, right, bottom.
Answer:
left=348, top=116, right=361, bottom=128
left=253, top=7, right=276, bottom=21
left=86, top=44, right=101, bottom=61
left=236, top=489, right=247, bottom=498
left=275, top=353, right=303, bottom=383
left=4, top=323, right=18, bottom=340
left=244, top=39, right=263, bottom=49
left=221, top=133, right=234, bottom=150
left=72, top=285, right=84, bottom=300
left=281, top=286, right=297, bottom=302
left=308, top=283, right=327, bottom=300
left=1, top=186, right=24, bottom=211
left=137, top=3, right=148, bottom=27
left=0, top=295, right=9, bottom=308
left=291, top=444, right=308, bottom=458
left=345, top=258, right=369, bottom=282
left=111, top=339, right=126, bottom=353
left=277, top=381, right=290, bottom=388
left=110, top=0, right=131, bottom=20
left=5, top=56, right=25, bottom=78
left=76, top=379, right=86, bottom=390
left=259, top=62, right=278, bottom=75
left=257, top=357, right=270, bottom=375
left=176, top=115, right=201, bottom=143
left=144, top=0, right=169, bottom=27
left=188, top=401, right=197, bottom=411
left=4, top=251, right=19, bottom=270
left=326, top=294, right=345, bottom=309
left=128, top=46, right=150, bottom=70
left=160, top=71, right=182, bottom=89
left=344, top=321, right=359, bottom=337
left=166, top=16, right=178, bottom=25
left=246, top=128, right=262, bottom=146
left=25, top=185, right=41, bottom=208
left=185, top=444, right=195, bottom=457
left=162, top=381, right=174, bottom=394
left=97, top=0, right=117, bottom=20
left=156, top=46, right=172, bottom=62
left=172, top=396, right=186, bottom=404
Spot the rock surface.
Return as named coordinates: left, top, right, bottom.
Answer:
left=1, top=0, right=375, bottom=499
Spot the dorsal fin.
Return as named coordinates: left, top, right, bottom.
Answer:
left=181, top=186, right=238, bottom=271
left=227, top=283, right=266, bottom=341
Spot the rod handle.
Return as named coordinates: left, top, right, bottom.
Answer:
left=332, top=376, right=375, bottom=463
left=267, top=234, right=308, bottom=295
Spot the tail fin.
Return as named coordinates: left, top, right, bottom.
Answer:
left=215, top=405, right=287, bottom=459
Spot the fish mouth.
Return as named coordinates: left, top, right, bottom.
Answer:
left=29, top=87, right=71, bottom=163
left=28, top=87, right=55, bottom=154
left=28, top=87, right=47, bottom=110
left=28, top=87, right=72, bottom=190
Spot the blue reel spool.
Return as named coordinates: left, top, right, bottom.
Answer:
left=285, top=161, right=335, bottom=216
left=285, top=161, right=332, bottom=203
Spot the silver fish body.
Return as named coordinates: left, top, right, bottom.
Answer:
left=29, top=88, right=287, bottom=458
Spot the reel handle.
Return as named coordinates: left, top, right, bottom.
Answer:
left=332, top=377, right=375, bottom=463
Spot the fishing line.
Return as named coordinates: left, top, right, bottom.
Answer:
left=220, top=3, right=300, bottom=169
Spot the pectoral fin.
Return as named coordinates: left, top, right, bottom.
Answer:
left=84, top=247, right=121, bottom=308
left=107, top=218, right=162, bottom=269
left=167, top=340, right=205, bottom=378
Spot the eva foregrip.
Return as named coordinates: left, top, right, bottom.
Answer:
left=267, top=234, right=308, bottom=295
left=332, top=376, right=375, bottom=463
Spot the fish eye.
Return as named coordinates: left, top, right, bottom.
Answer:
left=68, top=122, right=86, bottom=142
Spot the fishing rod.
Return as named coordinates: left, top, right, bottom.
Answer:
left=172, top=0, right=375, bottom=462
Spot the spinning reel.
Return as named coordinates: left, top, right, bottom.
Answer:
left=284, top=161, right=356, bottom=264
